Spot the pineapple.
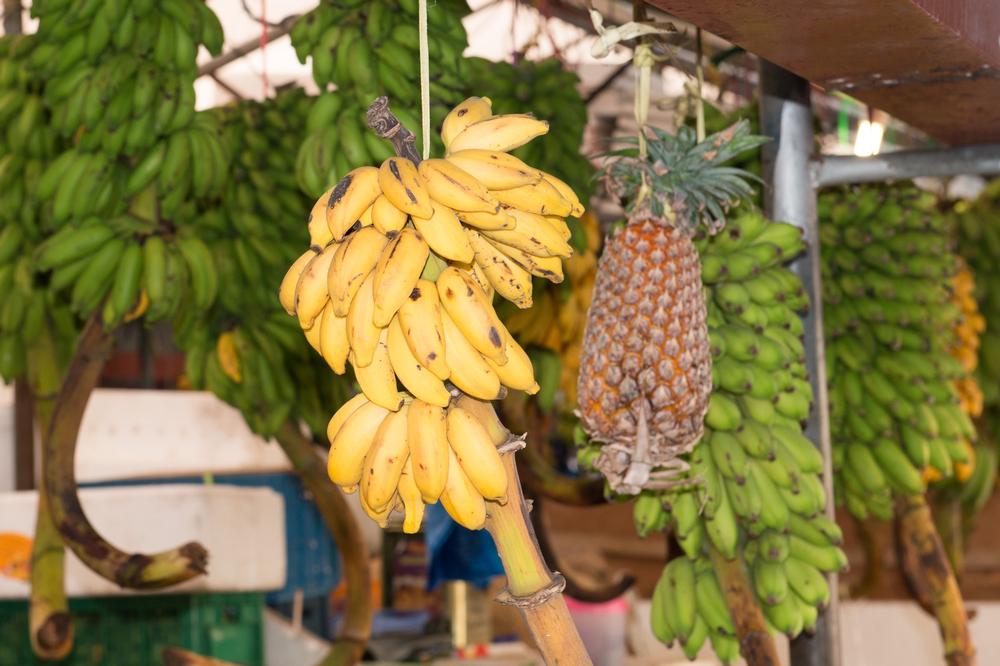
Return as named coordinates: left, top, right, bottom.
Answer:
left=578, top=122, right=765, bottom=494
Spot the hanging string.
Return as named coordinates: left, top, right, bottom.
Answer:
left=418, top=0, right=431, bottom=160
left=695, top=28, right=705, bottom=142
left=259, top=0, right=269, bottom=97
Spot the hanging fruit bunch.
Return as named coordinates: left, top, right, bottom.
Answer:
left=280, top=96, right=584, bottom=530
left=27, top=0, right=228, bottom=328
left=467, top=57, right=595, bottom=207
left=292, top=0, right=470, bottom=197
left=629, top=211, right=847, bottom=662
left=0, top=34, right=78, bottom=381
left=821, top=186, right=974, bottom=517
left=821, top=184, right=976, bottom=664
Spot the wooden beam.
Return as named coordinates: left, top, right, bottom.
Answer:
left=3, top=0, right=22, bottom=35
left=197, top=15, right=297, bottom=78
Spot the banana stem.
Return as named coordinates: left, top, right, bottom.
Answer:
left=485, top=453, right=592, bottom=665
left=28, top=326, right=73, bottom=659
left=275, top=422, right=371, bottom=666
left=43, top=311, right=208, bottom=588
left=366, top=96, right=421, bottom=165
left=897, top=494, right=976, bottom=666
left=707, top=543, right=780, bottom=666
left=161, top=646, right=243, bottom=665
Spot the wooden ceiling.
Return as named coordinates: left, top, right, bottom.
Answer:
left=645, top=0, right=1000, bottom=145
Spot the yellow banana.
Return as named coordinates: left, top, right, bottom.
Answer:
left=410, top=202, right=475, bottom=263
left=396, top=278, right=450, bottom=380
left=467, top=229, right=533, bottom=308
left=440, top=308, right=502, bottom=400
left=485, top=237, right=564, bottom=283
left=372, top=193, right=408, bottom=236
left=328, top=226, right=388, bottom=317
left=445, top=149, right=541, bottom=190
left=482, top=208, right=573, bottom=258
left=351, top=328, right=404, bottom=411
left=447, top=113, right=549, bottom=154
left=407, top=399, right=450, bottom=503
left=326, top=393, right=371, bottom=442
left=327, top=399, right=390, bottom=486
left=397, top=460, right=425, bottom=534
left=485, top=333, right=538, bottom=394
left=469, top=261, right=494, bottom=300
left=447, top=405, right=508, bottom=501
left=308, top=187, right=336, bottom=247
left=359, top=204, right=374, bottom=227
left=387, top=315, right=452, bottom=407
left=418, top=158, right=500, bottom=214
left=318, top=301, right=349, bottom=375
left=359, top=487, right=396, bottom=528
left=454, top=394, right=512, bottom=446
left=360, top=404, right=410, bottom=511
left=279, top=248, right=318, bottom=315
left=540, top=172, right=585, bottom=217
left=295, top=242, right=339, bottom=329
left=217, top=332, right=242, bottom=383
left=456, top=209, right=516, bottom=231
left=378, top=157, right=433, bottom=218
left=436, top=266, right=508, bottom=364
left=346, top=271, right=383, bottom=367
left=490, top=179, right=572, bottom=217
left=326, top=166, right=381, bottom=241
left=440, top=445, right=487, bottom=530
left=372, top=227, right=429, bottom=327
left=303, top=319, right=323, bottom=355
left=441, top=96, right=493, bottom=149
left=544, top=214, right=573, bottom=241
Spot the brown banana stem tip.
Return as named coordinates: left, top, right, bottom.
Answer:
left=707, top=544, right=780, bottom=666
left=365, top=96, right=421, bottom=165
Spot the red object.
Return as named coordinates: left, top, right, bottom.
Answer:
left=259, top=0, right=269, bottom=96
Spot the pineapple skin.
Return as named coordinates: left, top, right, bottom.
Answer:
left=577, top=220, right=712, bottom=490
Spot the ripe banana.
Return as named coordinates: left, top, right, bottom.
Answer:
left=372, top=192, right=408, bottom=235
left=440, top=307, right=502, bottom=400
left=318, top=301, right=349, bottom=375
left=351, top=328, right=404, bottom=411
left=327, top=399, right=390, bottom=486
left=387, top=315, right=451, bottom=407
left=407, top=399, right=451, bottom=503
left=467, top=229, right=533, bottom=308
left=328, top=225, right=388, bottom=317
left=441, top=96, right=493, bottom=149
left=396, top=278, right=450, bottom=380
left=418, top=158, right=500, bottom=214
left=360, top=404, right=410, bottom=510
left=440, top=445, right=487, bottom=530
left=446, top=113, right=549, bottom=154
left=482, top=207, right=573, bottom=258
left=346, top=270, right=383, bottom=367
left=446, top=149, right=540, bottom=190
left=491, top=178, right=572, bottom=217
left=397, top=459, right=425, bottom=534
left=327, top=393, right=371, bottom=443
left=447, top=404, right=508, bottom=501
left=436, top=266, right=508, bottom=364
left=484, top=332, right=538, bottom=394
left=372, top=227, right=428, bottom=327
left=295, top=242, right=338, bottom=329
left=410, top=202, right=475, bottom=263
left=279, top=248, right=317, bottom=315
left=326, top=165, right=380, bottom=241
left=378, top=156, right=433, bottom=218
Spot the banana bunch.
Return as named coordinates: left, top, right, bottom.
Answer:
left=291, top=0, right=470, bottom=197
left=501, top=210, right=601, bottom=411
left=466, top=57, right=595, bottom=206
left=630, top=212, right=847, bottom=659
left=281, top=96, right=583, bottom=528
left=820, top=185, right=976, bottom=520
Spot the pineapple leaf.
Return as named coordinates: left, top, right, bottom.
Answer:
left=600, top=120, right=767, bottom=235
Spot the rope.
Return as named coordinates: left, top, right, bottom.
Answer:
left=259, top=0, right=269, bottom=97
left=695, top=28, right=705, bottom=142
left=418, top=0, right=431, bottom=160
left=633, top=43, right=654, bottom=160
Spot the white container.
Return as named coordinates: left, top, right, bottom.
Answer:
left=75, top=388, right=291, bottom=482
left=0, top=484, right=286, bottom=597
left=0, top=383, right=13, bottom=492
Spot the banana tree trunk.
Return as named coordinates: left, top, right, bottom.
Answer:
left=897, top=494, right=976, bottom=666
left=275, top=422, right=371, bottom=666
left=43, top=312, right=208, bottom=588
left=707, top=544, right=780, bottom=666
left=28, top=328, right=72, bottom=658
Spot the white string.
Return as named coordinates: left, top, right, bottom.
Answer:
left=418, top=0, right=431, bottom=160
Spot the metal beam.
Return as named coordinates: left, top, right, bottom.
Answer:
left=759, top=60, right=840, bottom=666
left=813, top=143, right=1000, bottom=188
left=197, top=15, right=297, bottom=78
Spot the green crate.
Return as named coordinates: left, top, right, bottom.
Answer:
left=0, top=593, right=264, bottom=666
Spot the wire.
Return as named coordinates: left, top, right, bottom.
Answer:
left=259, top=0, right=269, bottom=97
left=240, top=0, right=284, bottom=28
left=418, top=0, right=430, bottom=159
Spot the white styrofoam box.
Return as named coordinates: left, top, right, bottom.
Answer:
left=629, top=598, right=1000, bottom=665
left=0, top=383, right=13, bottom=492
left=0, top=484, right=286, bottom=598
left=76, top=388, right=291, bottom=482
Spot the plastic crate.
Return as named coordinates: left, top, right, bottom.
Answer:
left=0, top=593, right=264, bottom=666
left=84, top=473, right=339, bottom=603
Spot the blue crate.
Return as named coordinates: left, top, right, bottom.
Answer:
left=83, top=473, right=340, bottom=603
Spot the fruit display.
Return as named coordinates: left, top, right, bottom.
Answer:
left=577, top=122, right=765, bottom=494
left=292, top=0, right=470, bottom=197
left=820, top=185, right=975, bottom=519
left=631, top=211, right=847, bottom=661
left=281, top=96, right=584, bottom=530
left=26, top=0, right=228, bottom=328
left=467, top=57, right=595, bottom=206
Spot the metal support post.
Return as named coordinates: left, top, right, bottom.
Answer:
left=759, top=60, right=840, bottom=666
left=813, top=143, right=1000, bottom=187
left=3, top=0, right=22, bottom=36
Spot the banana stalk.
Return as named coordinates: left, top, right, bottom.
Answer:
left=707, top=543, right=780, bottom=666
left=28, top=327, right=72, bottom=659
left=161, top=646, right=242, bottom=665
left=43, top=311, right=208, bottom=588
left=275, top=422, right=371, bottom=666
left=896, top=494, right=976, bottom=666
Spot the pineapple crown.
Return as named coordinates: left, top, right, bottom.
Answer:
left=601, top=120, right=767, bottom=235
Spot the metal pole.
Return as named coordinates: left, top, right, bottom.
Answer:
left=813, top=143, right=1000, bottom=187
left=3, top=0, right=22, bottom=35
left=196, top=16, right=297, bottom=78
left=759, top=60, right=840, bottom=666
